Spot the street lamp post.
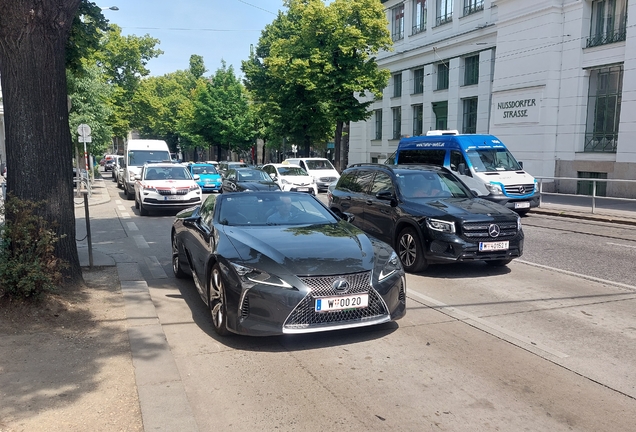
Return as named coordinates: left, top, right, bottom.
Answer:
left=101, top=6, right=119, bottom=11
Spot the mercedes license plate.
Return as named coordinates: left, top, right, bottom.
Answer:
left=315, top=293, right=369, bottom=312
left=479, top=241, right=509, bottom=251
left=514, top=201, right=530, bottom=209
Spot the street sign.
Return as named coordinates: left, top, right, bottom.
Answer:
left=79, top=136, right=92, bottom=143
left=77, top=124, right=91, bottom=137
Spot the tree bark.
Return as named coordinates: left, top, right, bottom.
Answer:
left=0, top=0, right=83, bottom=285
left=334, top=121, right=343, bottom=172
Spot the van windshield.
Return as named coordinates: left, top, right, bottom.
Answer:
left=306, top=160, right=335, bottom=170
left=466, top=148, right=522, bottom=172
left=129, top=150, right=171, bottom=166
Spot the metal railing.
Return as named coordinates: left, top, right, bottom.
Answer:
left=537, top=176, right=636, bottom=215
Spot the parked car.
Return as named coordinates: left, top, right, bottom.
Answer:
left=217, top=161, right=249, bottom=177
left=188, top=163, right=223, bottom=193
left=282, top=157, right=340, bottom=192
left=171, top=191, right=406, bottom=336
left=261, top=163, right=318, bottom=195
left=133, top=163, right=202, bottom=216
left=329, top=163, right=524, bottom=272
left=221, top=168, right=280, bottom=193
left=112, top=155, right=124, bottom=183
left=104, top=158, right=116, bottom=172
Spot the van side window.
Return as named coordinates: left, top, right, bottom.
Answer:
left=369, top=172, right=394, bottom=196
left=398, top=149, right=445, bottom=165
left=450, top=150, right=466, bottom=172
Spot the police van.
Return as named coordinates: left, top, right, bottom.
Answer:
left=386, top=131, right=539, bottom=214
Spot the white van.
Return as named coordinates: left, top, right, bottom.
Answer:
left=123, top=139, right=171, bottom=199
left=283, top=157, right=340, bottom=192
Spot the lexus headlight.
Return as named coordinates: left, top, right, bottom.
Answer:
left=379, top=251, right=401, bottom=281
left=486, top=183, right=504, bottom=195
left=230, top=263, right=292, bottom=288
left=426, top=218, right=455, bottom=233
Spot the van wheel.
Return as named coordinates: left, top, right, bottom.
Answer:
left=397, top=227, right=428, bottom=273
left=486, top=258, right=513, bottom=267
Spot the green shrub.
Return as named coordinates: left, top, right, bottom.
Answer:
left=0, top=195, right=68, bottom=300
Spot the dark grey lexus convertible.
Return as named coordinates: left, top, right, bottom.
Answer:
left=171, top=191, right=406, bottom=336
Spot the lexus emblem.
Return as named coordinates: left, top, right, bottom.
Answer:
left=332, top=278, right=350, bottom=293
left=488, top=224, right=501, bottom=238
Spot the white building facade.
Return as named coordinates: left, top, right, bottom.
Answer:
left=349, top=0, right=636, bottom=197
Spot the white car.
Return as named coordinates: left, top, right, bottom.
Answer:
left=261, top=163, right=318, bottom=195
left=134, top=163, right=202, bottom=216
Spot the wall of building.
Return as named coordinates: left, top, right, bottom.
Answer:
left=350, top=0, right=636, bottom=197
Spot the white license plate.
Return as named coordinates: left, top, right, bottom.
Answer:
left=479, top=241, right=509, bottom=251
left=296, top=187, right=309, bottom=192
left=514, top=201, right=530, bottom=209
left=164, top=195, right=183, bottom=201
left=315, top=293, right=369, bottom=312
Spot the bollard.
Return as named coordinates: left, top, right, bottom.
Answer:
left=82, top=191, right=93, bottom=268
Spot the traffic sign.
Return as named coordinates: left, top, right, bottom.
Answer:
left=77, top=124, right=91, bottom=137
left=79, top=136, right=92, bottom=143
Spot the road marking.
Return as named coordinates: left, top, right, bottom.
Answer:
left=133, top=235, right=149, bottom=249
left=121, top=212, right=131, bottom=219
left=607, top=242, right=636, bottom=249
left=118, top=205, right=126, bottom=211
left=144, top=256, right=168, bottom=279
left=127, top=222, right=138, bottom=231
left=115, top=199, right=122, bottom=205
left=408, top=290, right=569, bottom=359
left=517, top=259, right=636, bottom=292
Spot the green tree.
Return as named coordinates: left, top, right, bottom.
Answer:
left=192, top=62, right=256, bottom=161
left=243, top=7, right=333, bottom=159
left=67, top=64, right=114, bottom=159
left=323, top=0, right=391, bottom=170
left=96, top=25, right=163, bottom=140
left=265, top=0, right=391, bottom=170
left=0, top=0, right=84, bottom=283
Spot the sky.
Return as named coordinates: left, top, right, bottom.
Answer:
left=102, top=0, right=287, bottom=77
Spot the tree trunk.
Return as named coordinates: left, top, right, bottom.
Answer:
left=342, top=121, right=350, bottom=171
left=0, top=0, right=83, bottom=285
left=334, top=121, right=343, bottom=172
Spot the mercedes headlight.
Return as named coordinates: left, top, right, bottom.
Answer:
left=486, top=183, right=504, bottom=195
left=426, top=218, right=455, bottom=233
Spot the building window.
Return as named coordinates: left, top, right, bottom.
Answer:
left=413, top=104, right=423, bottom=136
left=413, top=0, right=427, bottom=34
left=463, top=0, right=484, bottom=16
left=462, top=98, right=478, bottom=134
left=374, top=110, right=383, bottom=140
left=436, top=0, right=453, bottom=26
left=393, top=73, right=402, bottom=98
left=392, top=4, right=405, bottom=41
left=584, top=65, right=623, bottom=153
left=587, top=0, right=627, bottom=48
left=432, top=101, right=448, bottom=130
left=577, top=171, right=607, bottom=197
left=464, top=55, right=479, bottom=86
left=392, top=107, right=402, bottom=139
left=436, top=63, right=449, bottom=90
left=413, top=68, right=424, bottom=94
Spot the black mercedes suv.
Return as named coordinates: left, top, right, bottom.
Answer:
left=329, top=164, right=524, bottom=272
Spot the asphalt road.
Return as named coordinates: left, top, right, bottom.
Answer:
left=86, top=181, right=636, bottom=431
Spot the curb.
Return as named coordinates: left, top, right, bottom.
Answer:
left=531, top=208, right=636, bottom=227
